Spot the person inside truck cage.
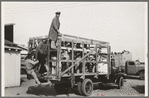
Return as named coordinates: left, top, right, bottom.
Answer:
left=61, top=49, right=71, bottom=73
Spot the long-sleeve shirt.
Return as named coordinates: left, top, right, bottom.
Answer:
left=37, top=41, right=47, bottom=54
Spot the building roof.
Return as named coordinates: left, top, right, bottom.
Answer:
left=5, top=40, right=28, bottom=51
left=5, top=40, right=18, bottom=47
left=5, top=46, right=22, bottom=51
left=5, top=23, right=15, bottom=26
left=5, top=40, right=22, bottom=51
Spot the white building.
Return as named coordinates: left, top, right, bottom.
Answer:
left=5, top=40, right=22, bottom=87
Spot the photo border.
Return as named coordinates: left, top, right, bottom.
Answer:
left=1, top=0, right=148, bottom=98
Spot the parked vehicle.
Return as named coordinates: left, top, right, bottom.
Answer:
left=125, top=60, right=144, bottom=79
left=28, top=34, right=126, bottom=96
left=111, top=51, right=144, bottom=80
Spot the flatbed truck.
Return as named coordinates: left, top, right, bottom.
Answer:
left=28, top=34, right=126, bottom=96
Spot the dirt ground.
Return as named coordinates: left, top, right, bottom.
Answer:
left=5, top=75, right=145, bottom=97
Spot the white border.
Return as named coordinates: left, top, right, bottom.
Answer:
left=1, top=2, right=5, bottom=96
left=145, top=2, right=148, bottom=96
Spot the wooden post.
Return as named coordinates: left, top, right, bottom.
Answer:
left=47, top=38, right=50, bottom=76
left=71, top=41, right=74, bottom=73
left=95, top=44, right=98, bottom=73
left=82, top=42, right=85, bottom=78
left=56, top=39, right=60, bottom=77
left=27, top=41, right=29, bottom=53
left=57, top=39, right=61, bottom=78
left=108, top=46, right=111, bottom=75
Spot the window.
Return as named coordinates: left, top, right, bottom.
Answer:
left=128, top=62, right=135, bottom=65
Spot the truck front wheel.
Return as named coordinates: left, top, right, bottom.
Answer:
left=139, top=71, right=144, bottom=80
left=117, top=77, right=124, bottom=89
left=81, top=79, right=93, bottom=96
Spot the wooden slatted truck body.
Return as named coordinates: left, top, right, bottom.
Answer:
left=28, top=34, right=126, bottom=96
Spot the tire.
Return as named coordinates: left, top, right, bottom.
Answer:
left=117, top=77, right=124, bottom=89
left=139, top=71, right=144, bottom=80
left=54, top=83, right=69, bottom=94
left=77, top=82, right=83, bottom=95
left=81, top=79, right=93, bottom=96
left=74, top=81, right=83, bottom=95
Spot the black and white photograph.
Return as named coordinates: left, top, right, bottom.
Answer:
left=1, top=1, right=148, bottom=97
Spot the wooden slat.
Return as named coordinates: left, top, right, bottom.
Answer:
left=58, top=40, right=62, bottom=78
left=82, top=42, right=85, bottom=79
left=71, top=41, right=74, bottom=73
left=29, top=34, right=109, bottom=45
left=62, top=73, right=108, bottom=77
left=108, top=46, right=111, bottom=75
left=47, top=39, right=50, bottom=76
left=95, top=44, right=98, bottom=73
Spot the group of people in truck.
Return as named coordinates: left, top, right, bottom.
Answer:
left=23, top=11, right=109, bottom=86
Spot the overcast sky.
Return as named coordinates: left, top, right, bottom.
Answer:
left=2, top=2, right=147, bottom=61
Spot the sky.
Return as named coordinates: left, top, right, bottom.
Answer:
left=2, top=2, right=147, bottom=61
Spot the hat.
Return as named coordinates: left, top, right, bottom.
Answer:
left=55, top=11, right=61, bottom=15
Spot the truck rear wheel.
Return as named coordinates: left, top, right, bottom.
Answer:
left=77, top=81, right=83, bottom=95
left=117, top=77, right=124, bottom=89
left=81, top=79, right=93, bottom=96
left=74, top=81, right=83, bottom=95
left=139, top=71, right=144, bottom=80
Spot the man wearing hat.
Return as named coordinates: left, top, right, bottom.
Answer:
left=36, top=38, right=47, bottom=75
left=48, top=11, right=61, bottom=49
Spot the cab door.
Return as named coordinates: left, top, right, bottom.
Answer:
left=126, top=61, right=136, bottom=75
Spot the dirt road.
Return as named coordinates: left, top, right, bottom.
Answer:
left=5, top=76, right=145, bottom=97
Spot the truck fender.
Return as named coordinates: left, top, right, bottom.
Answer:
left=113, top=73, right=126, bottom=83
left=136, top=69, right=144, bottom=75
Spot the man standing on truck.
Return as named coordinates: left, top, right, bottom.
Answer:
left=48, top=11, right=61, bottom=49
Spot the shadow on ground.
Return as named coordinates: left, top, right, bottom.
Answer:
left=26, top=84, right=80, bottom=97
left=132, top=85, right=145, bottom=94
left=26, top=84, right=57, bottom=96
left=26, top=82, right=118, bottom=96
left=94, top=83, right=117, bottom=90
left=26, top=79, right=75, bottom=96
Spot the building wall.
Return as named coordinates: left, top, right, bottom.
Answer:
left=111, top=51, right=132, bottom=68
left=122, top=52, right=132, bottom=66
left=5, top=49, right=20, bottom=87
left=114, top=53, right=122, bottom=67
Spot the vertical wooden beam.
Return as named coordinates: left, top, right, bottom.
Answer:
left=32, top=39, right=35, bottom=48
left=95, top=44, right=98, bottom=73
left=108, top=46, right=111, bottom=75
left=71, top=41, right=74, bottom=73
left=58, top=39, right=62, bottom=78
left=47, top=38, right=50, bottom=76
left=27, top=41, right=29, bottom=53
left=82, top=42, right=85, bottom=78
left=56, top=39, right=60, bottom=77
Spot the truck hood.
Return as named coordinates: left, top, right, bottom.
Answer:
left=136, top=64, right=145, bottom=69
